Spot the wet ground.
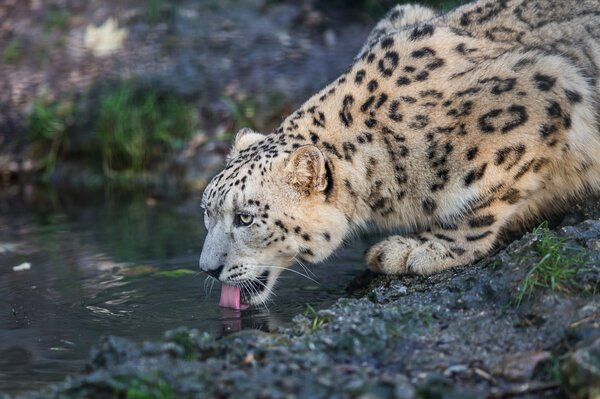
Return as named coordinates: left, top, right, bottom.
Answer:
left=0, top=187, right=369, bottom=395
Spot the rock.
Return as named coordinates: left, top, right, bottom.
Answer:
left=444, top=364, right=469, bottom=376
left=562, top=337, right=600, bottom=399
left=560, top=220, right=600, bottom=243
left=368, top=280, right=408, bottom=303
left=0, top=242, right=20, bottom=253
left=494, top=351, right=552, bottom=381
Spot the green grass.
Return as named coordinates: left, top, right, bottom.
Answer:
left=221, top=96, right=257, bottom=132
left=123, top=377, right=178, bottom=399
left=25, top=81, right=197, bottom=180
left=515, top=222, right=585, bottom=306
left=544, top=355, right=562, bottom=383
left=489, top=259, right=502, bottom=271
left=305, top=304, right=331, bottom=332
left=212, top=95, right=260, bottom=146
left=27, top=99, right=74, bottom=177
left=44, top=8, right=71, bottom=31
left=94, top=81, right=197, bottom=175
left=217, top=91, right=287, bottom=142
left=146, top=0, right=171, bottom=24
left=417, top=308, right=434, bottom=329
left=2, top=37, right=24, bottom=64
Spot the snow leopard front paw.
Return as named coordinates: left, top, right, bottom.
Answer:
left=365, top=236, right=419, bottom=274
left=365, top=235, right=456, bottom=275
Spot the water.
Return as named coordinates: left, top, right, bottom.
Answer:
left=0, top=187, right=369, bottom=395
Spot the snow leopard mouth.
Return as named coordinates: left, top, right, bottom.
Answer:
left=240, top=270, right=270, bottom=299
left=219, top=270, right=271, bottom=310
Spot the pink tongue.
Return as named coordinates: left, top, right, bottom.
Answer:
left=219, top=284, right=249, bottom=310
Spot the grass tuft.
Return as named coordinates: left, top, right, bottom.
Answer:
left=305, top=304, right=330, bottom=332
left=2, top=37, right=24, bottom=64
left=27, top=99, right=74, bottom=177
left=515, top=222, right=585, bottom=306
left=44, top=8, right=71, bottom=31
left=25, top=81, right=197, bottom=180
left=146, top=0, right=173, bottom=24
left=123, top=377, right=177, bottom=399
left=221, top=95, right=257, bottom=132
left=94, top=81, right=197, bottom=175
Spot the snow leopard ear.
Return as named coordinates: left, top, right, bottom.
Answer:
left=229, top=128, right=265, bottom=158
left=286, top=145, right=328, bottom=195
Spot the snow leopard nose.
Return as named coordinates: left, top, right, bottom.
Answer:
left=203, top=264, right=224, bottom=279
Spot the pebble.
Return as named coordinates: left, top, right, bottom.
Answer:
left=495, top=351, right=551, bottom=381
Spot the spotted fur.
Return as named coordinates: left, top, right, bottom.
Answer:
left=199, top=0, right=600, bottom=305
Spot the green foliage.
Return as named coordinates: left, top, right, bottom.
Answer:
left=123, top=377, right=178, bottom=399
left=400, top=307, right=435, bottom=332
left=305, top=304, right=330, bottom=331
left=545, top=355, right=562, bottom=383
left=221, top=95, right=257, bottom=132
left=44, top=8, right=71, bottom=31
left=27, top=99, right=74, bottom=177
left=2, top=37, right=24, bottom=64
left=218, top=91, right=287, bottom=142
left=165, top=328, right=212, bottom=360
left=94, top=82, right=197, bottom=175
left=417, top=308, right=434, bottom=329
left=146, top=0, right=173, bottom=24
left=25, top=82, right=197, bottom=180
left=515, top=222, right=585, bottom=306
left=486, top=258, right=503, bottom=271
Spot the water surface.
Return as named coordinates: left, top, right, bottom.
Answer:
left=0, top=187, right=368, bottom=395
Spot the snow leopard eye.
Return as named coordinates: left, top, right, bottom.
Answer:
left=234, top=213, right=254, bottom=227
left=203, top=209, right=211, bottom=229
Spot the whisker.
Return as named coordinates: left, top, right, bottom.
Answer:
left=294, top=256, right=317, bottom=279
left=244, top=263, right=320, bottom=285
left=203, top=275, right=213, bottom=295
left=209, top=277, right=216, bottom=296
left=240, top=279, right=257, bottom=303
left=292, top=254, right=315, bottom=276
left=249, top=276, right=270, bottom=291
left=249, top=277, right=271, bottom=312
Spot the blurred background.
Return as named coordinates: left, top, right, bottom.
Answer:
left=0, top=0, right=464, bottom=191
left=0, top=0, right=465, bottom=395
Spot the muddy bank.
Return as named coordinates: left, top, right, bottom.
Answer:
left=13, top=201, right=600, bottom=399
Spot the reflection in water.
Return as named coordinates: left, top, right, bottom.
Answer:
left=0, top=186, right=369, bottom=395
left=220, top=309, right=244, bottom=333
